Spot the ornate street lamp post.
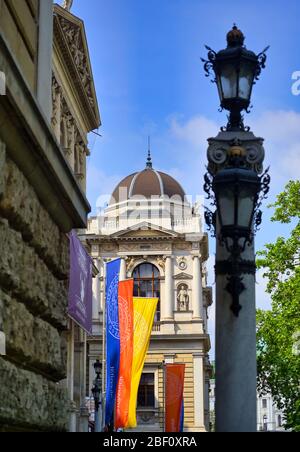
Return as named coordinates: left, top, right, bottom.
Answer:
left=202, top=25, right=270, bottom=432
left=92, top=360, right=102, bottom=432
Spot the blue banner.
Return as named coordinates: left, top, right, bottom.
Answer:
left=105, top=259, right=121, bottom=426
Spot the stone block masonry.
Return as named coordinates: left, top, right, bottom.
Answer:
left=0, top=147, right=70, bottom=431
left=0, top=359, right=69, bottom=432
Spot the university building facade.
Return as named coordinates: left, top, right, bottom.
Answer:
left=83, top=155, right=213, bottom=432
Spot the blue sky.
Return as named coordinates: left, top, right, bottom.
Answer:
left=70, top=0, right=300, bottom=353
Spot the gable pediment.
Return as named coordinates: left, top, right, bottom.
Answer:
left=53, top=5, right=100, bottom=131
left=109, top=222, right=180, bottom=239
left=173, top=272, right=193, bottom=280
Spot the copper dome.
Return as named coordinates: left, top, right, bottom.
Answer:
left=110, top=168, right=186, bottom=205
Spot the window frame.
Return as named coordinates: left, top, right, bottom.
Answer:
left=137, top=372, right=155, bottom=409
left=133, top=263, right=161, bottom=321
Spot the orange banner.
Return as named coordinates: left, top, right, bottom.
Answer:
left=115, top=280, right=134, bottom=430
left=165, top=364, right=185, bottom=432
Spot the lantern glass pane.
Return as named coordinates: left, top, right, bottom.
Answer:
left=218, top=187, right=235, bottom=226
left=239, top=62, right=254, bottom=100
left=220, top=64, right=237, bottom=99
left=216, top=76, right=223, bottom=102
left=237, top=189, right=255, bottom=228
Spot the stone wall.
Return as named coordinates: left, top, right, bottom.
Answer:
left=0, top=0, right=91, bottom=432
left=0, top=144, right=69, bottom=431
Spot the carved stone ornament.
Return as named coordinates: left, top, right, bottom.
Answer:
left=74, top=136, right=86, bottom=178
left=61, top=0, right=73, bottom=11
left=120, top=243, right=171, bottom=252
left=125, top=257, right=136, bottom=273
left=91, top=245, right=99, bottom=253
left=175, top=243, right=191, bottom=251
left=101, top=243, right=116, bottom=252
left=58, top=16, right=95, bottom=108
left=51, top=76, right=62, bottom=128
left=207, top=131, right=265, bottom=175
left=156, top=256, right=167, bottom=271
left=245, top=143, right=265, bottom=173
left=176, top=257, right=187, bottom=271
left=61, top=100, right=76, bottom=154
left=207, top=143, right=228, bottom=166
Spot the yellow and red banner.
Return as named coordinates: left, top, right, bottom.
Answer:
left=115, top=280, right=134, bottom=430
left=165, top=364, right=185, bottom=432
left=126, top=297, right=158, bottom=429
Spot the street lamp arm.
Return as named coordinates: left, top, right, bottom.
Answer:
left=255, top=46, right=270, bottom=81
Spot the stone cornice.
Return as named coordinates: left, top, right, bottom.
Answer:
left=84, top=234, right=186, bottom=243
left=150, top=334, right=211, bottom=352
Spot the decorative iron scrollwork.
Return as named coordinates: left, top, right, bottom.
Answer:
left=253, top=167, right=271, bottom=232
left=201, top=45, right=217, bottom=82
left=255, top=46, right=270, bottom=81
left=205, top=208, right=216, bottom=238
left=204, top=171, right=214, bottom=201
left=226, top=275, right=245, bottom=317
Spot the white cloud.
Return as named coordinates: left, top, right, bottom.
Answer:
left=166, top=110, right=300, bottom=198
left=86, top=163, right=122, bottom=212
left=170, top=115, right=219, bottom=149
left=248, top=110, right=300, bottom=186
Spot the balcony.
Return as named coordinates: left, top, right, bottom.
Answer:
left=152, top=322, right=161, bottom=332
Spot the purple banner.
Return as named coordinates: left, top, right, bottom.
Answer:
left=68, top=230, right=93, bottom=335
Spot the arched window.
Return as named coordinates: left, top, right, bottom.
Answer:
left=133, top=263, right=160, bottom=322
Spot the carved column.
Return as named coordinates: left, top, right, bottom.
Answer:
left=67, top=320, right=77, bottom=432
left=78, top=330, right=89, bottom=432
left=119, top=257, right=127, bottom=281
left=92, top=259, right=101, bottom=320
left=74, top=138, right=86, bottom=193
left=192, top=256, right=203, bottom=320
left=163, top=256, right=174, bottom=320
left=51, top=77, right=62, bottom=142
left=193, top=353, right=206, bottom=431
left=63, top=112, right=75, bottom=170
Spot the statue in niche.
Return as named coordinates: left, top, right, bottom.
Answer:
left=177, top=284, right=189, bottom=311
left=51, top=78, right=62, bottom=128
left=75, top=140, right=85, bottom=177
left=66, top=113, right=75, bottom=151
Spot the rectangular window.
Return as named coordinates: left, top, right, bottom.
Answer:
left=138, top=373, right=155, bottom=408
left=262, top=399, right=267, bottom=409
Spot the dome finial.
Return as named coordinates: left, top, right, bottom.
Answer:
left=146, top=136, right=153, bottom=169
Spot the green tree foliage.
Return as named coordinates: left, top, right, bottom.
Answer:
left=257, top=180, right=300, bottom=432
